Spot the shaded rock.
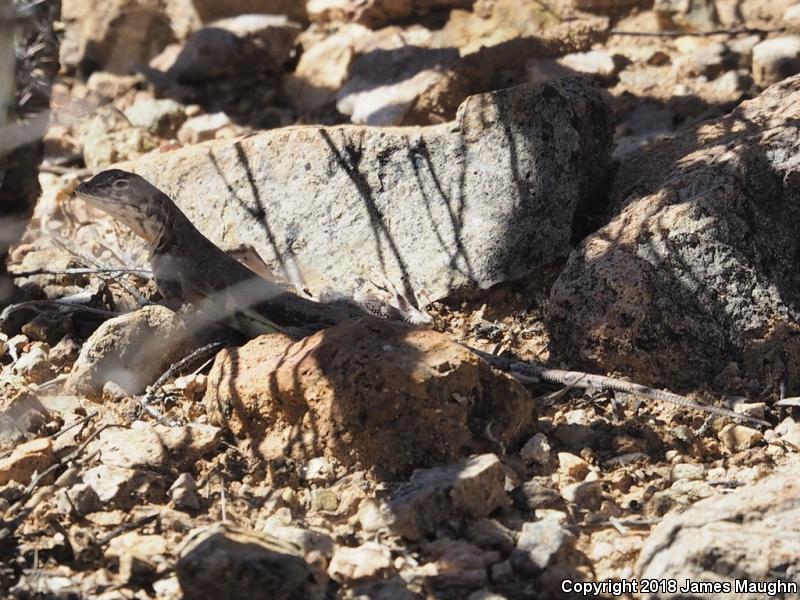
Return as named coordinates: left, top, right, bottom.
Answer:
left=549, top=74, right=800, bottom=390
left=105, top=531, right=168, bottom=583
left=124, top=98, right=187, bottom=137
left=203, top=320, right=534, bottom=476
left=511, top=480, right=566, bottom=511
left=62, top=483, right=103, bottom=516
left=328, top=542, right=394, bottom=582
left=307, top=0, right=473, bottom=28
left=752, top=36, right=800, bottom=87
left=654, top=0, right=720, bottom=32
left=283, top=24, right=371, bottom=114
left=571, top=0, right=649, bottom=13
left=12, top=342, right=53, bottom=384
left=123, top=78, right=614, bottom=301
left=636, top=472, right=800, bottom=597
left=60, top=0, right=176, bottom=75
left=0, top=438, right=54, bottom=485
left=167, top=14, right=301, bottom=83
left=519, top=432, right=551, bottom=466
left=83, top=465, right=162, bottom=505
left=191, top=0, right=308, bottom=23
left=336, top=46, right=460, bottom=125
left=511, top=520, right=574, bottom=576
left=381, top=454, right=508, bottom=540
left=65, top=306, right=189, bottom=400
left=176, top=523, right=315, bottom=600
left=169, top=473, right=201, bottom=509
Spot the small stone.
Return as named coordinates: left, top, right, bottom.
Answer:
left=381, top=454, right=509, bottom=540
left=102, top=381, right=130, bottom=402
left=490, top=559, right=513, bottom=583
left=48, top=335, right=81, bottom=368
left=718, top=423, right=763, bottom=453
left=176, top=524, right=314, bottom=600
left=519, top=433, right=551, bottom=466
left=786, top=4, right=800, bottom=24
left=557, top=452, right=590, bottom=482
left=177, top=112, right=233, bottom=144
left=685, top=42, right=735, bottom=78
left=670, top=463, right=706, bottom=481
left=83, top=465, right=157, bottom=504
left=734, top=401, right=766, bottom=420
left=169, top=473, right=201, bottom=510
left=13, top=343, right=52, bottom=384
left=106, top=531, right=167, bottom=583
left=154, top=423, right=221, bottom=458
left=124, top=98, right=187, bottom=138
left=511, top=520, right=574, bottom=575
left=752, top=36, right=800, bottom=87
left=465, top=518, right=517, bottom=552
left=301, top=457, right=335, bottom=483
left=512, top=480, right=566, bottom=511
left=90, top=426, right=167, bottom=469
left=357, top=498, right=387, bottom=533
left=65, top=306, right=189, bottom=400
left=173, top=374, right=207, bottom=400
left=263, top=524, right=334, bottom=560
left=559, top=50, right=619, bottom=81
left=561, top=480, right=603, bottom=510
left=775, top=418, right=800, bottom=449
left=64, top=483, right=102, bottom=515
left=168, top=15, right=300, bottom=83
left=328, top=542, right=394, bottom=582
left=654, top=0, right=719, bottom=32
left=310, top=488, right=338, bottom=512
left=0, top=438, right=54, bottom=485
left=713, top=70, right=750, bottom=95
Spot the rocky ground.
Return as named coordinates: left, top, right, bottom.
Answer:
left=3, top=0, right=800, bottom=598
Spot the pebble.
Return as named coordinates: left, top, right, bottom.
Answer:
left=718, top=423, right=763, bottom=453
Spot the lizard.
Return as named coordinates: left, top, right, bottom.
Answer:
left=74, top=169, right=400, bottom=337
left=74, top=169, right=769, bottom=427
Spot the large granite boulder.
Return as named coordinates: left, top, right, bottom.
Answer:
left=120, top=78, right=614, bottom=301
left=549, top=74, right=800, bottom=391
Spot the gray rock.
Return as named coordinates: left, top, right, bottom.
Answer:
left=381, top=454, right=509, bottom=540
left=637, top=472, right=800, bottom=598
left=122, top=78, right=614, bottom=301
left=89, top=426, right=168, bottom=469
left=549, top=74, right=800, bottom=391
left=511, top=520, right=574, bottom=575
left=124, top=98, right=187, bottom=137
left=169, top=473, right=201, bottom=509
left=752, top=36, right=800, bottom=87
left=168, top=14, right=301, bottom=83
left=191, top=0, right=308, bottom=23
left=65, top=306, right=189, bottom=400
left=83, top=464, right=162, bottom=506
left=176, top=523, right=315, bottom=600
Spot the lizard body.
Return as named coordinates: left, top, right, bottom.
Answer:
left=75, top=169, right=366, bottom=336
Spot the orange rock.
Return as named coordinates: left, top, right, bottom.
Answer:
left=204, top=319, right=535, bottom=477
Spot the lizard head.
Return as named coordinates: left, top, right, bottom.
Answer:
left=75, top=169, right=169, bottom=244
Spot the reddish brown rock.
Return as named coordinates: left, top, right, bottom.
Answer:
left=203, top=319, right=535, bottom=476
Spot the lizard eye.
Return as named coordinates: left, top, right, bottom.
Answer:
left=113, top=179, right=129, bottom=189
